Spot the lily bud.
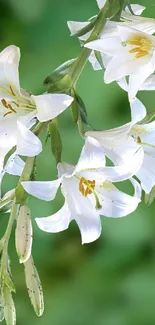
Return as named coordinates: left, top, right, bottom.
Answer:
left=3, top=286, right=16, bottom=325
left=24, top=256, right=44, bottom=317
left=15, top=205, right=33, bottom=264
left=0, top=294, right=4, bottom=322
left=44, top=59, right=76, bottom=93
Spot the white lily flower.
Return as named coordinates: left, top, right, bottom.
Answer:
left=0, top=45, right=73, bottom=166
left=117, top=73, right=155, bottom=93
left=68, top=2, right=155, bottom=85
left=85, top=25, right=155, bottom=100
left=21, top=137, right=143, bottom=244
left=0, top=151, right=25, bottom=197
left=86, top=98, right=155, bottom=194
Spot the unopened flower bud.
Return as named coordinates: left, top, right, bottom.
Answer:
left=24, top=256, right=44, bottom=317
left=3, top=286, right=16, bottom=325
left=15, top=205, right=33, bottom=264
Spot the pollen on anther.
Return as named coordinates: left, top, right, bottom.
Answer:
left=128, top=35, right=152, bottom=59
left=79, top=177, right=95, bottom=197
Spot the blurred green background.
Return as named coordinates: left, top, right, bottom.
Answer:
left=1, top=0, right=155, bottom=324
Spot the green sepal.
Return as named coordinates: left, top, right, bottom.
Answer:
left=48, top=119, right=62, bottom=165
left=71, top=99, right=79, bottom=124
left=144, top=186, right=155, bottom=206
left=94, top=50, right=105, bottom=69
left=44, top=59, right=76, bottom=93
left=109, top=0, right=125, bottom=21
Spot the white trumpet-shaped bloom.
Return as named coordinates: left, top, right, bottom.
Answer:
left=0, top=45, right=73, bottom=171
left=85, top=25, right=155, bottom=101
left=86, top=98, right=155, bottom=194
left=22, top=137, right=143, bottom=244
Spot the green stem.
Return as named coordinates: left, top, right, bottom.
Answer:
left=0, top=199, right=19, bottom=273
left=3, top=200, right=19, bottom=247
left=70, top=1, right=110, bottom=86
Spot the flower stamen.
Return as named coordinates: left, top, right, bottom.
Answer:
left=79, top=177, right=101, bottom=210
left=128, top=35, right=152, bottom=59
left=1, top=98, right=17, bottom=117
left=9, top=86, right=16, bottom=97
left=79, top=177, right=95, bottom=197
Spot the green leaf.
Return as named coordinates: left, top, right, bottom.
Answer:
left=145, top=186, right=155, bottom=206
left=48, top=119, right=62, bottom=165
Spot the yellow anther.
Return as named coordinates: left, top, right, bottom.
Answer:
left=128, top=35, right=152, bottom=59
left=1, top=98, right=17, bottom=117
left=137, top=136, right=142, bottom=144
left=79, top=177, right=95, bottom=197
left=1, top=98, right=8, bottom=109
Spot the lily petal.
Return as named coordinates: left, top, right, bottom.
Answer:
left=64, top=177, right=101, bottom=244
left=0, top=45, right=21, bottom=96
left=85, top=38, right=122, bottom=57
left=140, top=74, right=155, bottom=90
left=130, top=97, right=146, bottom=124
left=98, top=182, right=140, bottom=217
left=124, top=4, right=145, bottom=15
left=98, top=147, right=144, bottom=182
left=136, top=155, right=155, bottom=194
left=96, top=0, right=106, bottom=9
left=35, top=203, right=71, bottom=233
left=128, top=61, right=154, bottom=101
left=67, top=21, right=91, bottom=41
left=74, top=136, right=106, bottom=173
left=16, top=121, right=42, bottom=157
left=86, top=123, right=132, bottom=149
left=4, top=153, right=25, bottom=176
left=21, top=178, right=62, bottom=201
left=32, top=93, right=73, bottom=122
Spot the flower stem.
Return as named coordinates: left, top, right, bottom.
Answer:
left=70, top=0, right=110, bottom=86
left=0, top=199, right=19, bottom=276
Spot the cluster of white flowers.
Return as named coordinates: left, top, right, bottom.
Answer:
left=20, top=2, right=155, bottom=244
left=1, top=0, right=155, bottom=323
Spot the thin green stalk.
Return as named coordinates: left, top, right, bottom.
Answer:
left=70, top=1, right=110, bottom=86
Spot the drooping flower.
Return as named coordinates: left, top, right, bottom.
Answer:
left=0, top=45, right=73, bottom=170
left=21, top=137, right=143, bottom=244
left=85, top=25, right=155, bottom=101
left=68, top=4, right=153, bottom=43
left=86, top=98, right=155, bottom=194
